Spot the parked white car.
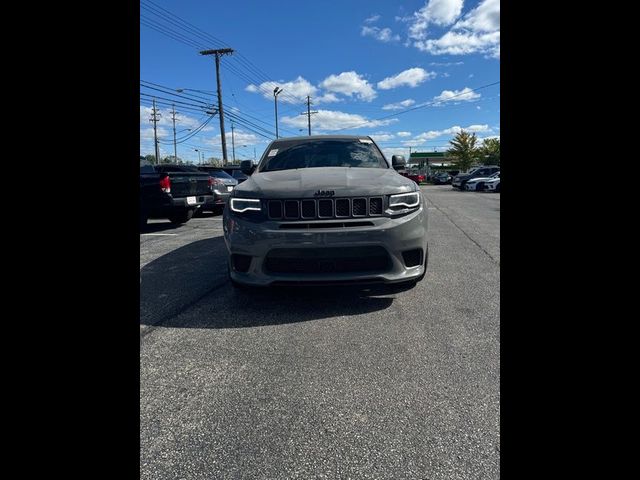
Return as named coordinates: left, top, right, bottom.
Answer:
left=483, top=176, right=500, bottom=192
left=465, top=171, right=500, bottom=191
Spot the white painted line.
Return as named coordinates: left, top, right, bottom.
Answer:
left=141, top=233, right=178, bottom=236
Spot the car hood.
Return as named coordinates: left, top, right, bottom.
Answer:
left=234, top=167, right=415, bottom=198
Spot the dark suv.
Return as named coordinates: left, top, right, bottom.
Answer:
left=451, top=165, right=500, bottom=190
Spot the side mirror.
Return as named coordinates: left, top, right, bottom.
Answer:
left=240, top=160, right=255, bottom=175
left=391, top=155, right=406, bottom=171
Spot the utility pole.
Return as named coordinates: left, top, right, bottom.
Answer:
left=150, top=98, right=161, bottom=164
left=200, top=48, right=234, bottom=166
left=171, top=104, right=178, bottom=163
left=273, top=87, right=283, bottom=138
left=254, top=147, right=256, bottom=161
left=301, top=96, right=318, bottom=136
left=231, top=122, right=236, bottom=162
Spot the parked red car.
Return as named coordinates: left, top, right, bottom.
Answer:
left=400, top=171, right=426, bottom=184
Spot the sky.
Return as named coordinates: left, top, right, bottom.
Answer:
left=140, top=0, right=500, bottom=164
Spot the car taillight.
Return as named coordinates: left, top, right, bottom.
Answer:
left=159, top=175, right=170, bottom=193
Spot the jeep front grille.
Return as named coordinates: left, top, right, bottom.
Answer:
left=267, top=196, right=384, bottom=220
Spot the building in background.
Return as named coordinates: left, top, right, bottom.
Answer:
left=408, top=151, right=455, bottom=177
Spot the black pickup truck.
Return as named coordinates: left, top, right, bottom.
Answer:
left=140, top=163, right=213, bottom=227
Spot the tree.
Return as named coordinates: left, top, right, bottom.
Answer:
left=143, top=154, right=156, bottom=164
left=447, top=130, right=479, bottom=172
left=478, top=138, right=500, bottom=166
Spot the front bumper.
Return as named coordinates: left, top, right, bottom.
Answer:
left=224, top=204, right=428, bottom=286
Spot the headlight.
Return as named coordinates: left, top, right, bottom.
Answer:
left=230, top=198, right=262, bottom=213
left=389, top=192, right=420, bottom=208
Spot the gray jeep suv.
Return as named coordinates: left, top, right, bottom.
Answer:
left=223, top=135, right=428, bottom=287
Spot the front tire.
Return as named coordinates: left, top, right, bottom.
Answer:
left=168, top=209, right=194, bottom=224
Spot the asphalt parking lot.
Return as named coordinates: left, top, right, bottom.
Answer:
left=140, top=185, right=500, bottom=479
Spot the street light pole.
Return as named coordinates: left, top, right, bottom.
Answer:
left=273, top=87, right=283, bottom=138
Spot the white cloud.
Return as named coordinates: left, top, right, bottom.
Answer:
left=433, top=87, right=481, bottom=104
left=369, top=132, right=395, bottom=142
left=416, top=30, right=500, bottom=56
left=315, top=92, right=342, bottom=104
left=364, top=14, right=381, bottom=23
left=382, top=99, right=416, bottom=110
left=139, top=105, right=204, bottom=129
left=455, top=0, right=500, bottom=32
left=410, top=0, right=500, bottom=58
left=205, top=129, right=261, bottom=147
left=477, top=135, right=500, bottom=143
left=409, top=123, right=491, bottom=143
left=377, top=68, right=435, bottom=89
left=245, top=76, right=318, bottom=104
left=397, top=131, right=412, bottom=137
left=319, top=71, right=377, bottom=101
left=409, top=0, right=464, bottom=40
left=382, top=147, right=412, bottom=159
left=281, top=109, right=398, bottom=131
left=429, top=61, right=464, bottom=66
left=361, top=26, right=401, bottom=43
left=140, top=127, right=169, bottom=141
left=465, top=124, right=491, bottom=132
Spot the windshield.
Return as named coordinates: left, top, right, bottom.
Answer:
left=259, top=139, right=388, bottom=172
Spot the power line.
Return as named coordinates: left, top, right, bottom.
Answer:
left=141, top=81, right=216, bottom=104
left=140, top=1, right=306, bottom=109
left=140, top=17, right=204, bottom=49
left=140, top=92, right=212, bottom=110
left=329, top=81, right=501, bottom=132
left=140, top=97, right=211, bottom=116
left=141, top=79, right=295, bottom=136
left=141, top=0, right=229, bottom=47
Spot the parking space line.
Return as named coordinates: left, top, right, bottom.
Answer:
left=141, top=233, right=178, bottom=236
